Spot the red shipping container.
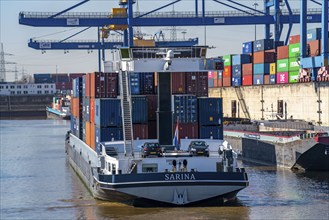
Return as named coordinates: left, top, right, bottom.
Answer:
left=104, top=72, right=118, bottom=97
left=277, top=72, right=289, bottom=84
left=90, top=98, right=95, bottom=123
left=223, top=76, right=231, bottom=87
left=277, top=45, right=289, bottom=59
left=223, top=66, right=231, bottom=77
left=308, top=40, right=320, bottom=57
left=174, top=122, right=198, bottom=139
left=172, top=72, right=186, bottom=94
left=208, top=71, right=215, bottom=79
left=264, top=75, right=270, bottom=85
left=90, top=72, right=106, bottom=98
left=196, top=72, right=208, bottom=97
left=146, top=95, right=157, bottom=121
left=242, top=63, right=253, bottom=76
left=148, top=120, right=157, bottom=139
left=186, top=72, right=197, bottom=94
left=217, top=77, right=223, bottom=87
left=133, top=124, right=149, bottom=140
left=253, top=51, right=276, bottom=64
left=242, top=75, right=253, bottom=86
left=289, top=35, right=300, bottom=44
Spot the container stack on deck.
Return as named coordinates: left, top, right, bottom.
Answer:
left=209, top=27, right=329, bottom=88
left=70, top=70, right=223, bottom=153
left=34, top=73, right=85, bottom=91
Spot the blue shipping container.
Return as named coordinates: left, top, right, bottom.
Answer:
left=232, top=65, right=242, bottom=77
left=95, top=98, right=122, bottom=127
left=198, top=97, right=223, bottom=126
left=242, top=41, right=253, bottom=54
left=95, top=126, right=123, bottom=153
left=208, top=78, right=214, bottom=88
left=82, top=98, right=90, bottom=121
left=232, top=76, right=242, bottom=87
left=270, top=74, right=276, bottom=84
left=72, top=77, right=83, bottom=98
left=199, top=126, right=223, bottom=140
left=253, top=63, right=270, bottom=75
left=139, top=72, right=155, bottom=94
left=253, top=39, right=274, bottom=52
left=253, top=74, right=264, bottom=85
left=307, top=28, right=321, bottom=41
left=232, top=54, right=251, bottom=65
left=172, top=95, right=198, bottom=123
left=129, top=73, right=140, bottom=95
left=132, top=96, right=148, bottom=123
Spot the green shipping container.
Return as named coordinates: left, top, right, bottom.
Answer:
left=289, top=43, right=300, bottom=58
left=277, top=59, right=289, bottom=72
left=223, top=55, right=232, bottom=66
left=289, top=71, right=299, bottom=83
left=289, top=58, right=300, bottom=71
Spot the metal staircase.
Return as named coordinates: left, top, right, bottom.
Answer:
left=119, top=70, right=134, bottom=157
left=235, top=87, right=251, bottom=119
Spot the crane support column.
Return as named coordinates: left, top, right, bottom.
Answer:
left=300, top=0, right=307, bottom=59
left=321, top=0, right=328, bottom=66
left=127, top=0, right=134, bottom=47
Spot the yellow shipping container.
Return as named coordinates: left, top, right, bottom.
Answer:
left=111, top=8, right=127, bottom=17
left=270, top=63, right=276, bottom=75
left=109, top=24, right=128, bottom=30
left=134, top=39, right=156, bottom=47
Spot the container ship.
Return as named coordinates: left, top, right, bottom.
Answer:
left=65, top=47, right=249, bottom=206
left=46, top=95, right=71, bottom=120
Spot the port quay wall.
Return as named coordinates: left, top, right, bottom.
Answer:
left=225, top=134, right=317, bottom=168
left=0, top=95, right=53, bottom=118
left=209, top=82, right=329, bottom=126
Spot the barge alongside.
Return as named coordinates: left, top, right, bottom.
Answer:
left=65, top=47, right=248, bottom=206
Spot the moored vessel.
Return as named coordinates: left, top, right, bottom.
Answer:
left=66, top=46, right=248, bottom=206
left=46, top=95, right=71, bottom=120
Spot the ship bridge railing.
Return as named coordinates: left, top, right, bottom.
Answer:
left=19, top=8, right=322, bottom=19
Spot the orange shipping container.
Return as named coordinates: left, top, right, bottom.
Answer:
left=90, top=98, right=95, bottom=123
left=253, top=51, right=276, bottom=63
left=85, top=121, right=91, bottom=146
left=277, top=45, right=289, bottom=59
left=289, top=35, right=300, bottom=44
left=213, top=79, right=218, bottom=87
left=308, top=40, right=320, bottom=57
left=71, top=97, right=80, bottom=118
left=264, top=75, right=270, bottom=85
left=223, top=66, right=231, bottom=77
left=90, top=123, right=96, bottom=151
left=222, top=76, right=231, bottom=87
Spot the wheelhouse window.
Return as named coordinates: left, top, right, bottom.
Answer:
left=142, top=164, right=158, bottom=173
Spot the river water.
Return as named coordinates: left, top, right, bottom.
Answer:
left=1, top=120, right=328, bottom=220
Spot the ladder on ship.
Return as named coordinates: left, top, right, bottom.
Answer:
left=119, top=69, right=134, bottom=157
left=235, top=87, right=251, bottom=119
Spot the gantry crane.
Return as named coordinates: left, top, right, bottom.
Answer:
left=18, top=0, right=326, bottom=70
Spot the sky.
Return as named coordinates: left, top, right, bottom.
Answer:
left=0, top=0, right=323, bottom=81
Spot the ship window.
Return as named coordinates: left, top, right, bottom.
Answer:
left=231, top=100, right=237, bottom=118
left=142, top=164, right=158, bottom=173
left=108, top=163, right=111, bottom=172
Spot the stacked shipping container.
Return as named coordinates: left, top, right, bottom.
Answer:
left=71, top=71, right=224, bottom=154
left=208, top=28, right=329, bottom=87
